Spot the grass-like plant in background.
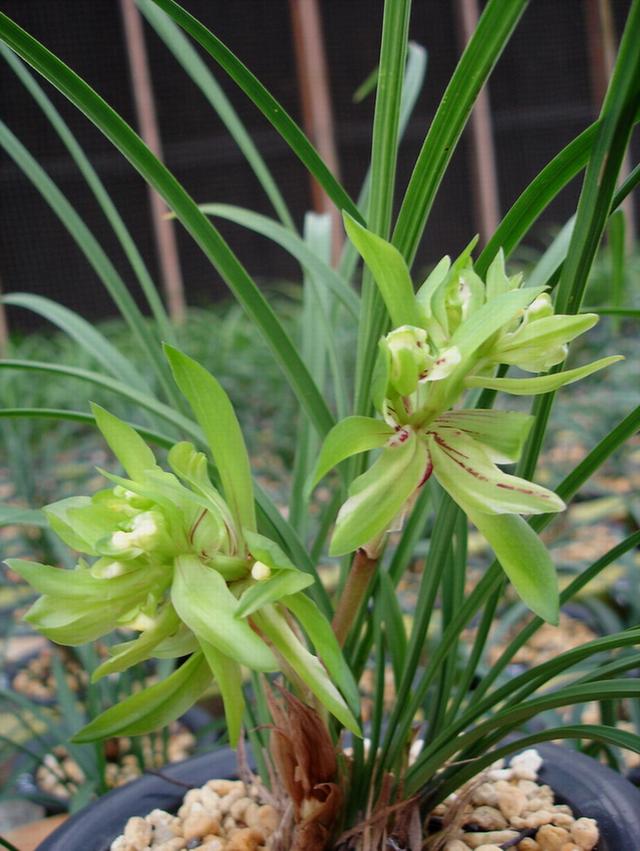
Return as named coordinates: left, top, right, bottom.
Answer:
left=1, top=0, right=640, bottom=847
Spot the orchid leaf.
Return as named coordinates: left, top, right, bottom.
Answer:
left=0, top=505, right=47, bottom=528
left=165, top=345, right=256, bottom=534
left=427, top=430, right=565, bottom=515
left=252, top=604, right=360, bottom=734
left=311, top=416, right=395, bottom=489
left=283, top=591, right=361, bottom=717
left=72, top=652, right=212, bottom=742
left=434, top=410, right=533, bottom=463
left=465, top=509, right=559, bottom=624
left=200, top=639, right=245, bottom=747
left=330, top=432, right=428, bottom=557
left=172, top=555, right=277, bottom=671
left=377, top=569, right=407, bottom=690
left=465, top=356, right=623, bottom=395
left=343, top=212, right=421, bottom=328
left=91, top=404, right=158, bottom=480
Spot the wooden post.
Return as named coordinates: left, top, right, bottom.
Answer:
left=584, top=0, right=636, bottom=247
left=454, top=0, right=501, bottom=246
left=119, top=0, right=186, bottom=323
left=289, top=0, right=343, bottom=263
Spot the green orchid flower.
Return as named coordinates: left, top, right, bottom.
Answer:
left=7, top=348, right=359, bottom=744
left=312, top=216, right=623, bottom=624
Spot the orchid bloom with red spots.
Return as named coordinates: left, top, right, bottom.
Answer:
left=311, top=216, right=622, bottom=622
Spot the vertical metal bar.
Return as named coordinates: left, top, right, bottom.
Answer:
left=585, top=0, right=636, bottom=246
left=454, top=0, right=501, bottom=247
left=119, top=0, right=186, bottom=323
left=289, top=0, right=343, bottom=262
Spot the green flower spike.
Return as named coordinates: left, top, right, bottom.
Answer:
left=7, top=348, right=359, bottom=745
left=312, top=215, right=623, bottom=624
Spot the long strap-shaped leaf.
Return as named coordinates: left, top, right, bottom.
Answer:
left=0, top=359, right=195, bottom=435
left=198, top=204, right=360, bottom=318
left=0, top=14, right=334, bottom=439
left=147, top=0, right=361, bottom=224
left=1, top=43, right=175, bottom=345
left=0, top=121, right=179, bottom=407
left=393, top=0, right=528, bottom=266
left=415, top=623, right=640, bottom=781
left=556, top=1, right=640, bottom=316
left=518, top=0, right=640, bottom=482
left=337, top=40, right=428, bottom=284
left=353, top=0, right=413, bottom=420
left=2, top=293, right=148, bottom=393
left=422, top=724, right=640, bottom=804
left=136, top=0, right=294, bottom=232
left=407, top=679, right=640, bottom=791
left=475, top=112, right=640, bottom=276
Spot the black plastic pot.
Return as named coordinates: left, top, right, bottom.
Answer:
left=37, top=749, right=233, bottom=851
left=37, top=742, right=640, bottom=851
left=534, top=743, right=640, bottom=850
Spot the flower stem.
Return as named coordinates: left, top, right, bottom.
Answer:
left=332, top=548, right=378, bottom=646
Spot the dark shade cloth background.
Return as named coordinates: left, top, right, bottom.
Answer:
left=1, top=0, right=637, bottom=329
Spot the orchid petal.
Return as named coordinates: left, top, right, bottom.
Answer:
left=343, top=212, right=421, bottom=328
left=427, top=429, right=564, bottom=515
left=311, top=415, right=395, bottom=489
left=91, top=404, right=157, bottom=481
left=330, top=430, right=429, bottom=557
left=171, top=554, right=277, bottom=671
left=450, top=285, right=546, bottom=359
left=465, top=356, right=623, bottom=395
left=465, top=508, right=559, bottom=624
left=72, top=652, right=212, bottom=742
left=92, top=604, right=181, bottom=680
left=434, top=410, right=533, bottom=463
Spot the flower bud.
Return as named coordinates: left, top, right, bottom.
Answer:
left=525, top=292, right=554, bottom=321
left=251, top=560, right=272, bottom=581
left=386, top=325, right=431, bottom=396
